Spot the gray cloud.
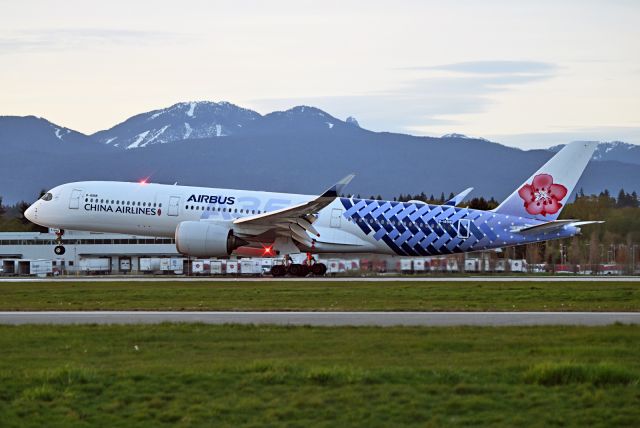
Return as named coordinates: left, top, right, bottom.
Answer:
left=0, top=29, right=190, bottom=55
left=254, top=62, right=558, bottom=133
left=409, top=60, right=557, bottom=75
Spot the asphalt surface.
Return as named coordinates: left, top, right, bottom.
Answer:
left=1, top=276, right=639, bottom=282
left=0, top=311, right=638, bottom=326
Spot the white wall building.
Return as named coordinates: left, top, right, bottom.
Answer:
left=0, top=229, right=179, bottom=274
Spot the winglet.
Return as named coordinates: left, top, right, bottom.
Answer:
left=321, top=174, right=355, bottom=198
left=445, top=187, right=474, bottom=206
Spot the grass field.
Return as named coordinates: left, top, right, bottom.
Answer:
left=0, top=280, right=638, bottom=311
left=0, top=324, right=638, bottom=427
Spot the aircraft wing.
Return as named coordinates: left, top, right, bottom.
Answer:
left=233, top=174, right=355, bottom=245
left=513, top=219, right=604, bottom=234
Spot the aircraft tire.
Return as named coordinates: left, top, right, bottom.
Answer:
left=270, top=265, right=286, bottom=277
left=311, top=263, right=327, bottom=276
left=288, top=264, right=308, bottom=277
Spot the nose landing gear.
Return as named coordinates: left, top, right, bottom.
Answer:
left=53, top=229, right=66, bottom=255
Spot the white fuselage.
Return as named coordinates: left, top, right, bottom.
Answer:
left=25, top=181, right=381, bottom=254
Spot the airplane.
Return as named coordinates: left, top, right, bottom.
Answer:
left=25, top=141, right=602, bottom=276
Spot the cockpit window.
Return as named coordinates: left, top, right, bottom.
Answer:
left=40, top=192, right=53, bottom=201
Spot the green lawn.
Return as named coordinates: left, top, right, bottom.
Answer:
left=0, top=324, right=638, bottom=427
left=0, top=280, right=638, bottom=311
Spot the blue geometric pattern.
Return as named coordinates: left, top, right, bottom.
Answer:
left=339, top=198, right=574, bottom=256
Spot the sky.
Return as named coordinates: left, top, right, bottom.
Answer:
left=1, top=0, right=639, bottom=149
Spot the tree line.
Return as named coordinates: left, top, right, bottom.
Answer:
left=0, top=191, right=49, bottom=233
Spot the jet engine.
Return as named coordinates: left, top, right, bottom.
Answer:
left=175, top=221, right=248, bottom=257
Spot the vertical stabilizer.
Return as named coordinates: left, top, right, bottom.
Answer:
left=494, top=141, right=597, bottom=220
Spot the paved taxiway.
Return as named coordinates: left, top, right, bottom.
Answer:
left=1, top=276, right=639, bottom=283
left=0, top=311, right=638, bottom=326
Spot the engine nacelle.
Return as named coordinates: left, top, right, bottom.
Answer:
left=175, top=221, right=247, bottom=257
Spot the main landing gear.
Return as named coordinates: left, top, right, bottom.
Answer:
left=270, top=253, right=327, bottom=277
left=53, top=229, right=66, bottom=255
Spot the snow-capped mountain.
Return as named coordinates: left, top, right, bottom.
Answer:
left=91, top=102, right=357, bottom=149
left=92, top=101, right=261, bottom=149
left=255, top=106, right=357, bottom=135
left=549, top=141, right=640, bottom=166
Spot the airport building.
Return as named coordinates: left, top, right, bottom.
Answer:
left=0, top=229, right=180, bottom=275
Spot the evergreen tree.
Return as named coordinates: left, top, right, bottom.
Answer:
left=17, top=201, right=30, bottom=225
left=617, top=188, right=627, bottom=208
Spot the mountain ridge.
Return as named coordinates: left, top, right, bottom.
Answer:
left=1, top=102, right=639, bottom=204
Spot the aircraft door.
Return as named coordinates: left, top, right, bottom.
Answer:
left=330, top=208, right=342, bottom=228
left=168, top=196, right=181, bottom=216
left=69, top=189, right=83, bottom=209
left=458, top=219, right=470, bottom=238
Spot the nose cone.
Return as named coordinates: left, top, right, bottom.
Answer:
left=24, top=203, right=36, bottom=223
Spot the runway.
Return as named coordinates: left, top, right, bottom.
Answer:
left=1, top=276, right=639, bottom=283
left=0, top=311, right=638, bottom=326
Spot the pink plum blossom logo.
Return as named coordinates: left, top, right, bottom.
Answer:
left=518, top=173, right=567, bottom=216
